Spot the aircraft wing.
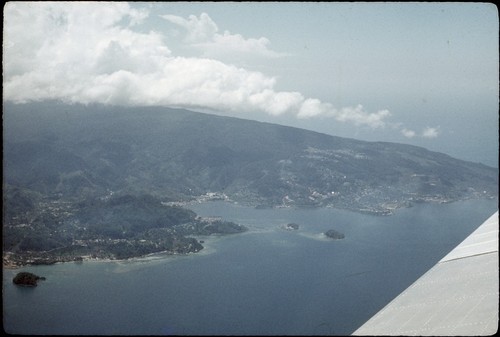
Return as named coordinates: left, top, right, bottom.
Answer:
left=353, top=211, right=499, bottom=336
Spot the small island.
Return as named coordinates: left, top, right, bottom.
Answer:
left=13, top=272, right=46, bottom=287
left=324, top=229, right=345, bottom=240
left=283, top=223, right=299, bottom=230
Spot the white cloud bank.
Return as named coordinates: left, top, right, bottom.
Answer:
left=3, top=2, right=406, bottom=131
left=160, top=12, right=287, bottom=59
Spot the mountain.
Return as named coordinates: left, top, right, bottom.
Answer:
left=4, top=101, right=498, bottom=214
left=3, top=101, right=498, bottom=265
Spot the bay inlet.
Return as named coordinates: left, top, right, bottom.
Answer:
left=3, top=198, right=497, bottom=335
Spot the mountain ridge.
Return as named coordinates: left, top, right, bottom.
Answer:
left=4, top=101, right=498, bottom=213
left=3, top=101, right=497, bottom=265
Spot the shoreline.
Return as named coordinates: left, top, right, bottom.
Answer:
left=5, top=198, right=495, bottom=270
left=2, top=233, right=227, bottom=270
left=3, top=252, right=199, bottom=270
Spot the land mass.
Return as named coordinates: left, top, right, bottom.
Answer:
left=3, top=193, right=247, bottom=267
left=3, top=102, right=498, bottom=266
left=283, top=223, right=300, bottom=231
left=324, top=229, right=345, bottom=240
left=12, top=272, right=46, bottom=287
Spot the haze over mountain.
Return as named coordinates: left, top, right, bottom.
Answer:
left=4, top=101, right=497, bottom=214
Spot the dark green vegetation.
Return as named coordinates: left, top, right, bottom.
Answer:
left=3, top=191, right=246, bottom=266
left=12, top=272, right=46, bottom=287
left=324, top=229, right=345, bottom=240
left=3, top=101, right=498, bottom=265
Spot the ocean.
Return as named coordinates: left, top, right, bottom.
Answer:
left=3, top=198, right=497, bottom=335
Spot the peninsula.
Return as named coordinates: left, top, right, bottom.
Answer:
left=3, top=193, right=247, bottom=268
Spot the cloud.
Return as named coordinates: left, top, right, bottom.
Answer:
left=160, top=12, right=287, bottom=58
left=160, top=13, right=218, bottom=43
left=249, top=89, right=304, bottom=116
left=400, top=126, right=441, bottom=139
left=401, top=128, right=416, bottom=138
left=331, top=105, right=391, bottom=128
left=3, top=2, right=391, bottom=129
left=297, top=98, right=331, bottom=118
left=422, top=126, right=440, bottom=138
left=3, top=2, right=171, bottom=102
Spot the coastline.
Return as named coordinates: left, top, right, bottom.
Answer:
left=2, top=233, right=227, bottom=270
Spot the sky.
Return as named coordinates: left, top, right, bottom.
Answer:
left=3, top=2, right=499, bottom=167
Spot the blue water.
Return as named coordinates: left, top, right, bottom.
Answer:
left=3, top=199, right=497, bottom=335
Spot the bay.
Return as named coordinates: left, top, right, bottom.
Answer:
left=3, top=199, right=497, bottom=335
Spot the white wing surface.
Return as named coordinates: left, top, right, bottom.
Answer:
left=353, top=211, right=499, bottom=336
